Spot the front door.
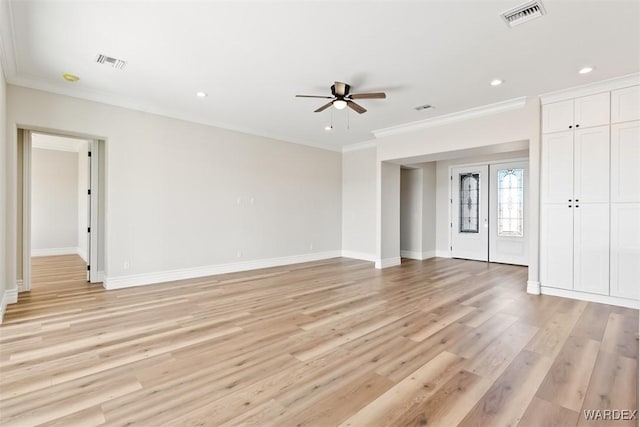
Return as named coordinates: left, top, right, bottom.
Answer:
left=451, top=165, right=489, bottom=261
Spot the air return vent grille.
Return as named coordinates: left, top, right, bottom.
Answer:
left=500, top=0, right=546, bottom=27
left=96, top=54, right=127, bottom=69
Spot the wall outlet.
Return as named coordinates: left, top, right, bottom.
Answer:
left=123, top=261, right=130, bottom=270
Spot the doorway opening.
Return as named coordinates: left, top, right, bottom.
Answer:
left=17, top=129, right=106, bottom=297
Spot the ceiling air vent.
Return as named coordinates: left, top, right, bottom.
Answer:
left=414, top=104, right=433, bottom=111
left=500, top=0, right=546, bottom=27
left=96, top=54, right=127, bottom=69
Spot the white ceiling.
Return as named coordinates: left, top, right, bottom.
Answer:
left=1, top=1, right=638, bottom=150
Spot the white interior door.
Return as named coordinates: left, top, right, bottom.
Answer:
left=451, top=165, right=489, bottom=261
left=489, top=161, right=528, bottom=265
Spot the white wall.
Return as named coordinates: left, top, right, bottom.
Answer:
left=377, top=161, right=400, bottom=267
left=342, top=147, right=376, bottom=260
left=6, top=85, right=342, bottom=290
left=31, top=148, right=79, bottom=254
left=400, top=168, right=422, bottom=256
left=421, top=162, right=437, bottom=258
left=77, top=141, right=88, bottom=261
left=0, top=58, right=8, bottom=319
left=434, top=150, right=529, bottom=255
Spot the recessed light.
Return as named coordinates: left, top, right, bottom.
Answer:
left=196, top=91, right=208, bottom=98
left=579, top=66, right=594, bottom=75
left=62, top=73, right=79, bottom=82
left=324, top=125, right=332, bottom=131
left=490, top=79, right=503, bottom=86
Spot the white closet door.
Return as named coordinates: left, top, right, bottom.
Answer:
left=574, top=92, right=610, bottom=129
left=573, top=203, right=609, bottom=295
left=611, top=121, right=640, bottom=203
left=451, top=165, right=489, bottom=262
left=574, top=125, right=609, bottom=203
left=541, top=131, right=574, bottom=203
left=540, top=203, right=573, bottom=290
left=489, top=161, right=528, bottom=266
left=542, top=100, right=573, bottom=133
left=610, top=203, right=640, bottom=300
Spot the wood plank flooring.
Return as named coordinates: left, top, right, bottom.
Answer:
left=0, top=255, right=637, bottom=426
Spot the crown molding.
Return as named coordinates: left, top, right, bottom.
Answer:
left=342, top=140, right=376, bottom=153
left=539, top=72, right=640, bottom=105
left=373, top=97, right=528, bottom=139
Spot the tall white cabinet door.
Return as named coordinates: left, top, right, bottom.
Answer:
left=573, top=204, right=610, bottom=295
left=542, top=100, right=573, bottom=133
left=610, top=203, right=640, bottom=300
left=574, top=126, right=610, bottom=203
left=611, top=121, right=640, bottom=203
left=540, top=204, right=573, bottom=290
left=542, top=131, right=573, bottom=203
left=574, top=92, right=610, bottom=129
left=611, top=86, right=640, bottom=123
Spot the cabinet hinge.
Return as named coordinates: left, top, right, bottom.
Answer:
left=88, top=189, right=91, bottom=195
left=88, top=151, right=92, bottom=157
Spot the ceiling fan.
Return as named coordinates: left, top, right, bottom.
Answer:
left=296, top=81, right=386, bottom=114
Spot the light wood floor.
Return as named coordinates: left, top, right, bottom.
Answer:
left=0, top=255, right=637, bottom=426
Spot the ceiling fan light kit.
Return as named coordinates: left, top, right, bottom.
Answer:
left=296, top=81, right=386, bottom=115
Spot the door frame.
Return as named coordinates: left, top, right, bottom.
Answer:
left=448, top=157, right=529, bottom=260
left=19, top=127, right=107, bottom=292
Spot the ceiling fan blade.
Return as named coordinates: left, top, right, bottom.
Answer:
left=347, top=100, right=367, bottom=114
left=350, top=92, right=386, bottom=99
left=333, top=81, right=348, bottom=97
left=314, top=101, right=334, bottom=113
left=296, top=95, right=333, bottom=99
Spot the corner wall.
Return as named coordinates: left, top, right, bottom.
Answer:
left=0, top=57, right=9, bottom=321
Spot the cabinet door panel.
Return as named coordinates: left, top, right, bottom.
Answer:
left=542, top=132, right=574, bottom=203
left=611, top=86, right=640, bottom=124
left=543, top=100, right=574, bottom=133
left=540, top=204, right=573, bottom=290
left=574, top=92, right=610, bottom=129
left=611, top=121, right=640, bottom=203
left=574, top=126, right=609, bottom=203
left=573, top=203, right=609, bottom=295
left=610, top=203, right=640, bottom=300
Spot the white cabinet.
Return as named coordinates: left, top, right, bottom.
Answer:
left=573, top=203, right=609, bottom=295
left=610, top=204, right=640, bottom=300
left=541, top=131, right=573, bottom=203
left=611, top=121, right=640, bottom=203
left=540, top=204, right=573, bottom=290
left=574, top=126, right=609, bottom=203
left=611, top=86, right=640, bottom=123
left=542, top=92, right=610, bottom=133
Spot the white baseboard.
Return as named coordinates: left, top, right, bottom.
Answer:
left=32, top=247, right=78, bottom=257
left=103, top=251, right=341, bottom=290
left=77, top=246, right=88, bottom=262
left=1, top=288, right=18, bottom=324
left=526, top=280, right=541, bottom=295
left=540, top=286, right=639, bottom=309
left=341, top=250, right=376, bottom=262
left=375, top=257, right=401, bottom=269
left=400, top=250, right=436, bottom=260
left=435, top=250, right=451, bottom=258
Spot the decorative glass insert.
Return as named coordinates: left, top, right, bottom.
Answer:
left=497, top=168, right=524, bottom=237
left=459, top=173, right=480, bottom=233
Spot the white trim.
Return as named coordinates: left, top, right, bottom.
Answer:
left=374, top=257, right=401, bottom=269
left=540, top=72, right=640, bottom=105
left=435, top=250, right=452, bottom=258
left=342, top=140, right=376, bottom=153
left=77, top=246, right=87, bottom=262
left=341, top=250, right=376, bottom=262
left=527, top=280, right=541, bottom=295
left=373, top=97, right=527, bottom=138
left=32, top=138, right=83, bottom=152
left=17, top=280, right=25, bottom=292
left=540, top=286, right=639, bottom=310
left=22, top=132, right=32, bottom=292
left=1, top=288, right=18, bottom=324
left=103, top=251, right=341, bottom=290
left=32, top=247, right=79, bottom=257
left=400, top=250, right=435, bottom=260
